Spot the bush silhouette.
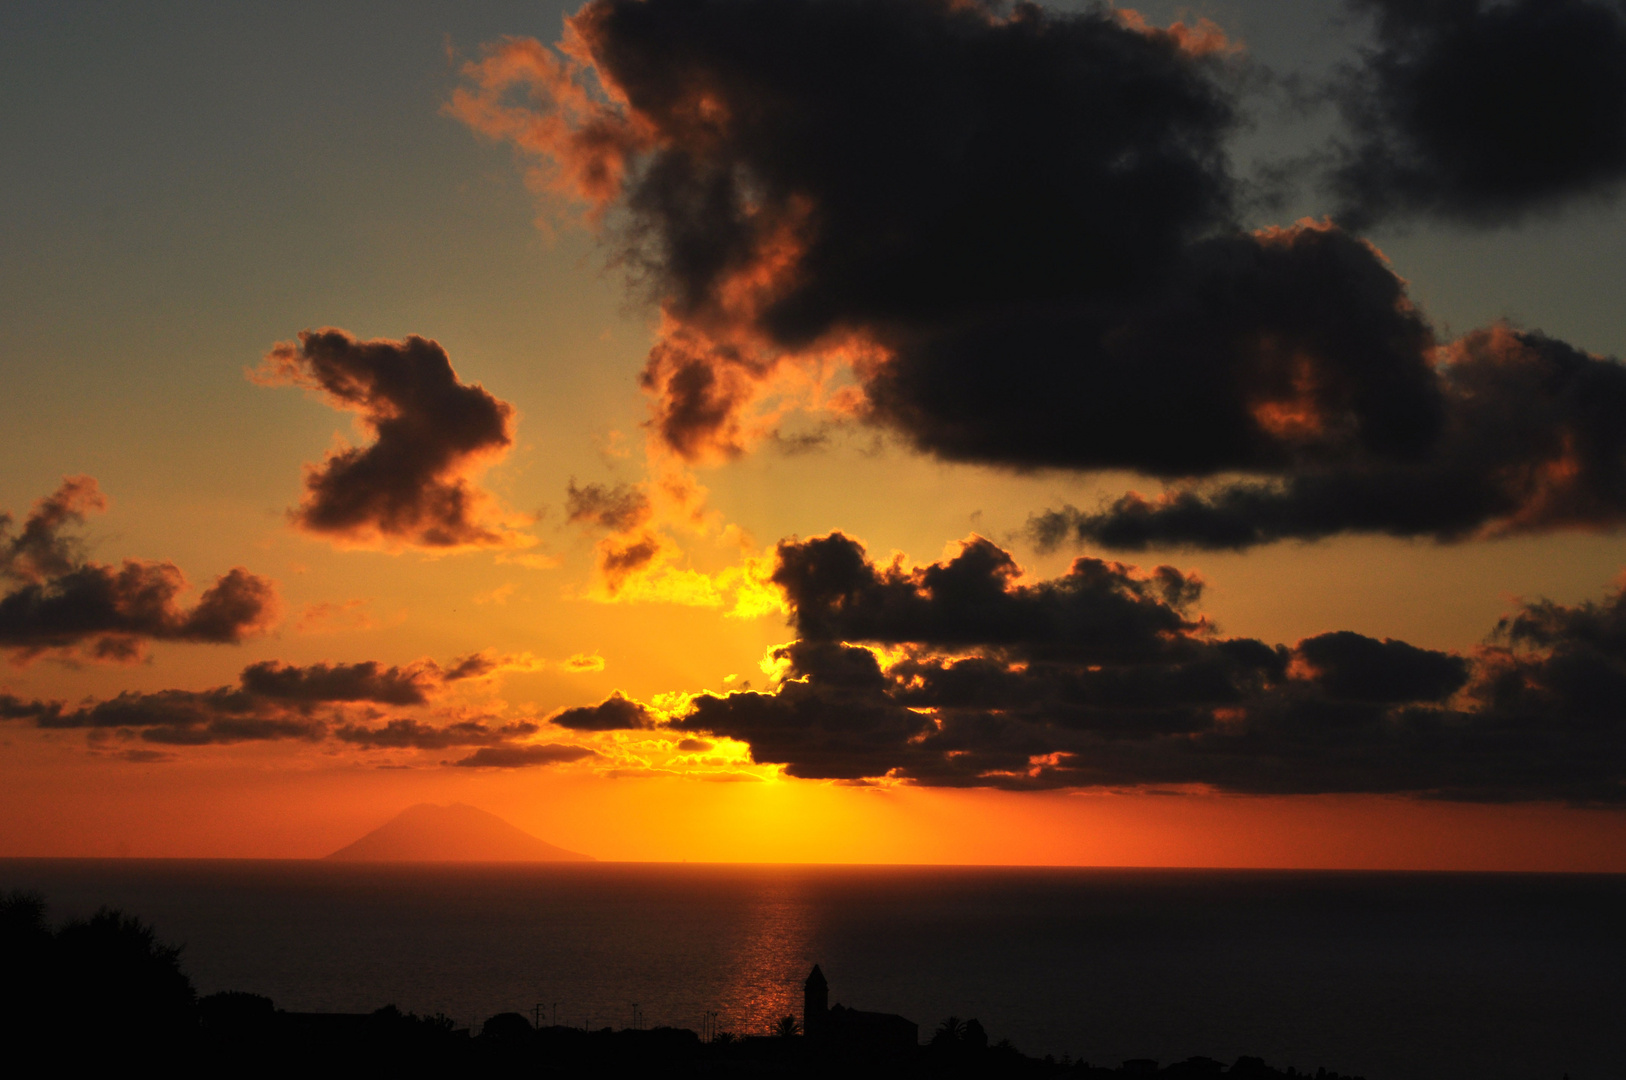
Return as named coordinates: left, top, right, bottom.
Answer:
left=54, top=907, right=197, bottom=1044
left=0, top=891, right=53, bottom=1036
left=0, top=893, right=196, bottom=1061
left=482, top=1011, right=533, bottom=1041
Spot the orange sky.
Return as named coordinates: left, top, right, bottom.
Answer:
left=4, top=0, right=1626, bottom=869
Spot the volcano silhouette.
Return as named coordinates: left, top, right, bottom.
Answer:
left=327, top=803, right=594, bottom=862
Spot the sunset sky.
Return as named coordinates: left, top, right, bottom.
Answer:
left=5, top=0, right=1626, bottom=868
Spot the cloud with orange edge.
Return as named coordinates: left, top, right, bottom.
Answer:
left=563, top=466, right=785, bottom=617
left=1, top=477, right=278, bottom=664
left=252, top=328, right=536, bottom=554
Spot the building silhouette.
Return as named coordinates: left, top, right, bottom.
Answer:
left=802, top=964, right=918, bottom=1059
left=804, top=964, right=829, bottom=1040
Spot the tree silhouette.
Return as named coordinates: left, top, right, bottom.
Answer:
left=775, top=1015, right=799, bottom=1038
left=55, top=906, right=197, bottom=1045
left=1, top=891, right=53, bottom=1034
left=0, top=894, right=197, bottom=1064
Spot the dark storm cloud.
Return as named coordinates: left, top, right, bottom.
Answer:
left=576, top=534, right=1625, bottom=801
left=253, top=328, right=525, bottom=551
left=457, top=0, right=1626, bottom=548
left=456, top=0, right=1286, bottom=460
left=452, top=743, right=602, bottom=768
left=597, top=0, right=1236, bottom=341
left=0, top=479, right=277, bottom=662
left=588, top=0, right=1250, bottom=463
left=1033, top=327, right=1626, bottom=550
left=863, top=224, right=1444, bottom=477
left=549, top=691, right=657, bottom=730
left=1330, top=0, right=1626, bottom=228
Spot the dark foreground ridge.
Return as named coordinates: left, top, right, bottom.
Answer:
left=0, top=889, right=1387, bottom=1078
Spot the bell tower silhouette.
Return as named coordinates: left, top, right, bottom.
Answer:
left=803, top=964, right=828, bottom=1040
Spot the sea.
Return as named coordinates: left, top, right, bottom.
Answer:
left=1, top=860, right=1620, bottom=1080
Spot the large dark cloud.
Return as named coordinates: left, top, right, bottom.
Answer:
left=545, top=532, right=1626, bottom=801
left=863, top=224, right=1445, bottom=477
left=0, top=478, right=277, bottom=662
left=1032, top=326, right=1626, bottom=550
left=253, top=328, right=525, bottom=551
left=456, top=0, right=1626, bottom=548
left=596, top=0, right=1238, bottom=348
left=456, top=0, right=1436, bottom=480
left=1330, top=0, right=1626, bottom=228
left=460, top=0, right=1384, bottom=470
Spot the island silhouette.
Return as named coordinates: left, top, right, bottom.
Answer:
left=326, top=803, right=593, bottom=862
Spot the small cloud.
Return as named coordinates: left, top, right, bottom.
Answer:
left=294, top=599, right=375, bottom=634
left=550, top=691, right=655, bottom=731
left=451, top=743, right=600, bottom=768
left=251, top=328, right=534, bottom=554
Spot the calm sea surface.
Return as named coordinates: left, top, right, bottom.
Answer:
left=1, top=860, right=1619, bottom=1080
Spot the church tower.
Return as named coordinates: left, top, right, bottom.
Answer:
left=803, top=964, right=828, bottom=1040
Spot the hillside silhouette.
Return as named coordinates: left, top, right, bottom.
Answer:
left=326, top=803, right=593, bottom=862
left=0, top=888, right=1385, bottom=1078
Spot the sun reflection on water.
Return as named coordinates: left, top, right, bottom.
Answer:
left=706, top=870, right=817, bottom=1036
